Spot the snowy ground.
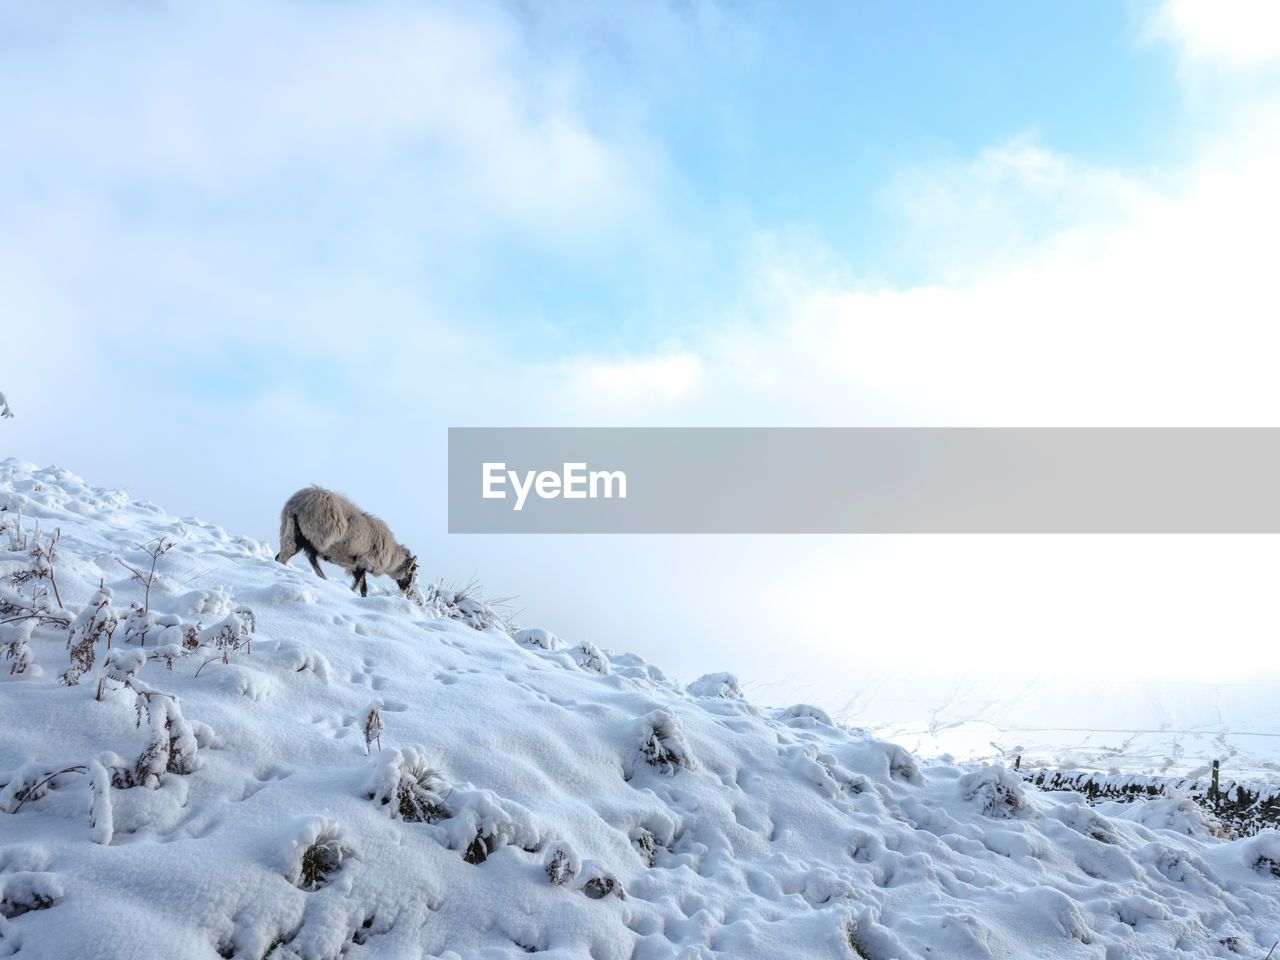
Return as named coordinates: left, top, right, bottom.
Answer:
left=2, top=458, right=1280, bottom=959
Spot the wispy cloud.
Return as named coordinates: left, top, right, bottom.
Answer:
left=4, top=3, right=652, bottom=231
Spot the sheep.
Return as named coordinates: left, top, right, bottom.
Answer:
left=275, top=486, right=418, bottom=597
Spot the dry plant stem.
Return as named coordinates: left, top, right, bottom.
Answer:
left=0, top=613, right=71, bottom=627
left=12, top=765, right=88, bottom=813
left=116, top=538, right=173, bottom=614
left=43, top=530, right=63, bottom=610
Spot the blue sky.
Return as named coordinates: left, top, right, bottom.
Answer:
left=454, top=2, right=1194, bottom=335
left=4, top=0, right=1280, bottom=703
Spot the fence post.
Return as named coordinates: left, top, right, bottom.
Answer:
left=1210, top=759, right=1220, bottom=808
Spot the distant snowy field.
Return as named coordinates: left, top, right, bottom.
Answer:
left=2, top=458, right=1280, bottom=960
left=804, top=673, right=1280, bottom=785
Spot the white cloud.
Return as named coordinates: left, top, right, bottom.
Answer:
left=880, top=135, right=1158, bottom=282
left=567, top=352, right=704, bottom=411
left=1156, top=0, right=1280, bottom=66
left=633, top=112, right=1280, bottom=428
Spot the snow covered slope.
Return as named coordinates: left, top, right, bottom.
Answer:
left=2, top=459, right=1280, bottom=960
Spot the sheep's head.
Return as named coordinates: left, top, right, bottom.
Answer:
left=394, top=550, right=419, bottom=593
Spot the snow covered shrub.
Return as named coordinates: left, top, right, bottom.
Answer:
left=845, top=921, right=872, bottom=960
left=544, top=842, right=581, bottom=885
left=779, top=703, right=833, bottom=726
left=435, top=788, right=542, bottom=864
left=87, top=757, right=113, bottom=845
left=630, top=829, right=659, bottom=866
left=636, top=709, right=695, bottom=776
left=887, top=744, right=920, bottom=782
left=0, top=766, right=44, bottom=814
left=2, top=526, right=66, bottom=617
left=843, top=918, right=900, bottom=960
left=800, top=867, right=856, bottom=905
left=120, top=604, right=159, bottom=646
left=0, top=874, right=63, bottom=920
left=119, top=606, right=198, bottom=658
left=300, top=840, right=341, bottom=890
left=1017, top=887, right=1092, bottom=943
left=0, top=392, right=12, bottom=420
left=1244, top=831, right=1280, bottom=878
left=60, top=582, right=118, bottom=686
left=196, top=606, right=256, bottom=663
left=96, top=647, right=145, bottom=701
left=362, top=700, right=383, bottom=754
left=365, top=748, right=449, bottom=823
left=91, top=644, right=204, bottom=781
left=629, top=812, right=678, bottom=866
left=463, top=832, right=496, bottom=864
left=541, top=846, right=623, bottom=899
left=276, top=642, right=332, bottom=680
left=960, top=764, right=1034, bottom=819
left=579, top=861, right=625, bottom=900
left=130, top=694, right=200, bottom=788
left=180, top=587, right=234, bottom=619
left=513, top=627, right=563, bottom=651
left=842, top=908, right=910, bottom=960
left=419, top=579, right=516, bottom=634
left=285, top=819, right=355, bottom=891
left=687, top=672, right=744, bottom=699
left=2, top=619, right=34, bottom=675
left=0, top=763, right=86, bottom=814
left=4, top=528, right=60, bottom=605
left=0, top=510, right=25, bottom=551
left=790, top=746, right=868, bottom=799
left=1049, top=802, right=1120, bottom=846
left=574, top=641, right=610, bottom=675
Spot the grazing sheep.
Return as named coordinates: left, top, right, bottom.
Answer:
left=275, top=486, right=418, bottom=597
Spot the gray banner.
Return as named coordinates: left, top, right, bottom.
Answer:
left=448, top=428, right=1280, bottom=533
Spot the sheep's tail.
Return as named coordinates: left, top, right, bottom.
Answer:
left=276, top=511, right=300, bottom=563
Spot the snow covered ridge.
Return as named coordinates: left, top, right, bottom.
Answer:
left=2, top=460, right=1280, bottom=960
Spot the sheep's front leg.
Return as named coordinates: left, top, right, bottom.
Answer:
left=353, top=569, right=368, bottom=597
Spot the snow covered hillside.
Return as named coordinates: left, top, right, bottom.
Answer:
left=2, top=458, right=1280, bottom=960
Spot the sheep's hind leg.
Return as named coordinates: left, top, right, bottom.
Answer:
left=276, top=513, right=299, bottom=564
left=280, top=514, right=328, bottom=580
left=304, top=547, right=328, bottom=580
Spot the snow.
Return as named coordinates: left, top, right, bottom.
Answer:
left=1, top=458, right=1279, bottom=959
